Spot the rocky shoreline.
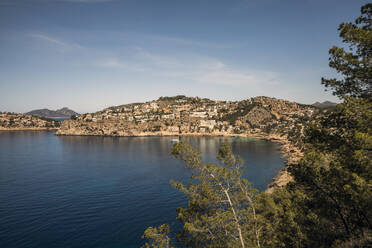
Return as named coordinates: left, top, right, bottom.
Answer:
left=0, top=127, right=58, bottom=131
left=262, top=134, right=303, bottom=193
left=223, top=133, right=302, bottom=193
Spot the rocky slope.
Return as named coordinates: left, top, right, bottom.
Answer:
left=56, top=96, right=317, bottom=139
left=0, top=113, right=60, bottom=130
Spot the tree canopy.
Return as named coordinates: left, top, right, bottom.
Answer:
left=142, top=4, right=372, bottom=248
left=321, top=3, right=372, bottom=99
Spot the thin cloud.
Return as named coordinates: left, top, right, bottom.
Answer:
left=134, top=47, right=181, bottom=68
left=30, top=34, right=69, bottom=47
left=195, top=61, right=280, bottom=86
left=29, top=33, right=83, bottom=50
left=198, top=70, right=261, bottom=86
left=100, top=58, right=145, bottom=72
left=96, top=48, right=281, bottom=87
left=140, top=34, right=243, bottom=49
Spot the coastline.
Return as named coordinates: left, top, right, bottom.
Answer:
left=0, top=127, right=58, bottom=131
left=2, top=127, right=301, bottom=192
left=262, top=134, right=302, bottom=193
left=56, top=129, right=302, bottom=192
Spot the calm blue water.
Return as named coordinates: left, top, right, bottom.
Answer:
left=0, top=131, right=284, bottom=248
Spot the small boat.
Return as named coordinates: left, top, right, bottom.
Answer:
left=170, top=138, right=180, bottom=143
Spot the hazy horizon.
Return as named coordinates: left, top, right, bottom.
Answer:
left=0, top=0, right=367, bottom=113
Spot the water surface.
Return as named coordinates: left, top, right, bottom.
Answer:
left=0, top=131, right=284, bottom=248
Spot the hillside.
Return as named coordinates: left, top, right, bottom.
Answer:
left=26, top=107, right=79, bottom=119
left=56, top=96, right=319, bottom=145
left=0, top=113, right=60, bottom=130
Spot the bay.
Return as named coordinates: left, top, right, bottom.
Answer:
left=0, top=131, right=284, bottom=248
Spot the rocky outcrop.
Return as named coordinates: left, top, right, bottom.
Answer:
left=0, top=113, right=60, bottom=130
left=264, top=134, right=303, bottom=193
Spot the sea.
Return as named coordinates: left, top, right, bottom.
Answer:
left=0, top=131, right=285, bottom=247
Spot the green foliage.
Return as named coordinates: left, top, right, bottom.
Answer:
left=142, top=4, right=372, bottom=248
left=263, top=123, right=277, bottom=134
left=170, top=142, right=258, bottom=248
left=143, top=142, right=287, bottom=248
left=283, top=4, right=372, bottom=246
left=158, top=95, right=187, bottom=102
left=8, top=118, right=15, bottom=126
left=142, top=224, right=172, bottom=248
left=221, top=102, right=260, bottom=124
left=286, top=98, right=372, bottom=247
left=321, top=4, right=372, bottom=99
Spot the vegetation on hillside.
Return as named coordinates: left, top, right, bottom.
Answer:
left=142, top=4, right=372, bottom=247
left=0, top=112, right=61, bottom=129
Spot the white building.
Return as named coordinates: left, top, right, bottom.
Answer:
left=200, top=120, right=216, bottom=130
left=190, top=111, right=207, bottom=118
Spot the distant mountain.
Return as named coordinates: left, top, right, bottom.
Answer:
left=312, top=101, right=338, bottom=109
left=26, top=107, right=79, bottom=119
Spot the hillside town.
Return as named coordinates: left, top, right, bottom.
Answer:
left=0, top=112, right=60, bottom=130
left=56, top=96, right=319, bottom=144
left=0, top=96, right=330, bottom=194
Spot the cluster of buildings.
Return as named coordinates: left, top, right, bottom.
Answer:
left=0, top=113, right=59, bottom=129
left=58, top=96, right=318, bottom=138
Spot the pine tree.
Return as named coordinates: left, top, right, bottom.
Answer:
left=286, top=3, right=372, bottom=247
left=321, top=4, right=371, bottom=99
left=143, top=3, right=372, bottom=248
left=143, top=142, right=278, bottom=247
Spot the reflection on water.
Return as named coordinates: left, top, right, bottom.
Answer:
left=0, top=131, right=284, bottom=248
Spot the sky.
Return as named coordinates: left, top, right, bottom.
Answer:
left=0, top=0, right=369, bottom=113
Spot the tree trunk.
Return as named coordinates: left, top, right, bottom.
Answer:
left=224, top=189, right=245, bottom=248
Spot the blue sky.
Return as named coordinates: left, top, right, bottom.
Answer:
left=0, top=0, right=368, bottom=113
